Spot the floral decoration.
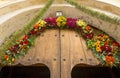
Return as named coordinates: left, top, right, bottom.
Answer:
left=1, top=16, right=120, bottom=67
left=56, top=16, right=66, bottom=27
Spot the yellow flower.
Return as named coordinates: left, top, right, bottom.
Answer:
left=57, top=22, right=61, bottom=27
left=94, top=40, right=100, bottom=46
left=96, top=47, right=101, bottom=52
left=96, top=44, right=101, bottom=48
left=76, top=20, right=87, bottom=27
left=12, top=58, right=15, bottom=62
left=56, top=16, right=66, bottom=27
left=36, top=19, right=46, bottom=27
left=62, top=22, right=66, bottom=26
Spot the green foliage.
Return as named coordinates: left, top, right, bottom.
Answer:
left=0, top=0, right=54, bottom=56
left=65, top=0, right=120, bottom=25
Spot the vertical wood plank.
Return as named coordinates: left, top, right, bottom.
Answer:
left=15, top=29, right=60, bottom=78
left=35, top=29, right=60, bottom=78
left=60, top=29, right=71, bottom=78
left=69, top=31, right=87, bottom=68
left=60, top=30, right=87, bottom=78
left=80, top=37, right=99, bottom=65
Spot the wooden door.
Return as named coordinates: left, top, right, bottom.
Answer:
left=60, top=29, right=99, bottom=78
left=15, top=29, right=99, bottom=78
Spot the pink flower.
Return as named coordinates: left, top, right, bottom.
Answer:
left=44, top=17, right=57, bottom=27
left=66, top=18, right=77, bottom=28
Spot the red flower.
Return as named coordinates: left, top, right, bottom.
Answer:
left=20, top=40, right=29, bottom=45
left=23, top=40, right=29, bottom=45
left=101, top=45, right=111, bottom=52
left=83, top=33, right=94, bottom=39
left=8, top=44, right=19, bottom=53
left=112, top=41, right=119, bottom=47
left=20, top=41, right=24, bottom=45
left=23, top=35, right=28, bottom=40
left=29, top=29, right=36, bottom=35
left=98, top=34, right=103, bottom=37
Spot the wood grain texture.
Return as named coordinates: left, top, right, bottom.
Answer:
left=14, top=29, right=100, bottom=78
left=80, top=37, right=99, bottom=65
left=15, top=29, right=60, bottom=78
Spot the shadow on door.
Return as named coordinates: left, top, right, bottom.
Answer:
left=0, top=64, right=50, bottom=78
left=71, top=64, right=120, bottom=78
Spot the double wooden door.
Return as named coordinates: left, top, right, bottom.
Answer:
left=15, top=29, right=99, bottom=78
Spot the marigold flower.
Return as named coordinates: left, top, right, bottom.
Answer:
left=104, top=42, right=109, bottom=46
left=103, top=35, right=109, bottom=39
left=105, top=55, right=114, bottom=65
left=85, top=25, right=91, bottom=32
left=4, top=55, right=9, bottom=60
left=34, top=24, right=39, bottom=29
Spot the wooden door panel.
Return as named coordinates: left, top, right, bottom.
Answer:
left=15, top=29, right=60, bottom=78
left=35, top=29, right=60, bottom=78
left=80, top=37, right=99, bottom=65
left=14, top=29, right=100, bottom=78
left=60, top=30, right=87, bottom=78
left=60, top=30, right=71, bottom=78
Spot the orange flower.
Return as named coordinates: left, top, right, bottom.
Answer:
left=105, top=55, right=114, bottom=65
left=103, top=35, right=109, bottom=39
left=4, top=55, right=9, bottom=60
left=85, top=26, right=91, bottom=32
left=34, top=24, right=39, bottom=29
left=104, top=42, right=108, bottom=46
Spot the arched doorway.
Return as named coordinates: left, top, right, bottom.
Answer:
left=0, top=64, right=50, bottom=78
left=12, top=29, right=99, bottom=78
left=71, top=64, right=120, bottom=78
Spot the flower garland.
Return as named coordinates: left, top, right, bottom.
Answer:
left=1, top=16, right=120, bottom=66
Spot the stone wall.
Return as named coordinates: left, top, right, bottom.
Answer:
left=0, top=9, right=39, bottom=45
left=43, top=6, right=120, bottom=43
left=76, top=0, right=120, bottom=16
left=0, top=0, right=48, bottom=16
left=0, top=5, right=120, bottom=45
left=1, top=0, right=120, bottom=16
